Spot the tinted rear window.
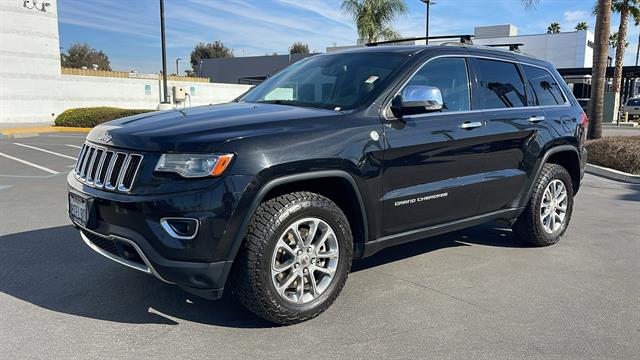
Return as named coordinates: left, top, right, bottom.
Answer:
left=475, top=59, right=527, bottom=109
left=522, top=65, right=566, bottom=106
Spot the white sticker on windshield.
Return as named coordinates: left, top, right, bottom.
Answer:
left=364, top=75, right=379, bottom=84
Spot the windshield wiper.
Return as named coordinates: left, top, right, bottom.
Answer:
left=255, top=99, right=335, bottom=110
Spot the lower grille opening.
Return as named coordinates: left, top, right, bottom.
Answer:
left=82, top=230, right=145, bottom=268
left=83, top=231, right=118, bottom=256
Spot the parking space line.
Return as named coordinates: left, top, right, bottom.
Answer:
left=66, top=144, right=82, bottom=149
left=14, top=143, right=77, bottom=160
left=0, top=151, right=59, bottom=174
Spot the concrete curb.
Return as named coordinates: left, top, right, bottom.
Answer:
left=586, top=164, right=640, bottom=184
left=0, top=126, right=91, bottom=139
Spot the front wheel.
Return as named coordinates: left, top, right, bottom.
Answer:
left=513, top=163, right=574, bottom=246
left=233, top=192, right=353, bottom=325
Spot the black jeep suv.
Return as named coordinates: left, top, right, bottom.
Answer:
left=68, top=45, right=586, bottom=324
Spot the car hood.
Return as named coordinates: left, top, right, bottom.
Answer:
left=86, top=102, right=342, bottom=152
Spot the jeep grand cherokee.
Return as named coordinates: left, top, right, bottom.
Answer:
left=68, top=45, right=587, bottom=324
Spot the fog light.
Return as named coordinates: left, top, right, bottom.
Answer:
left=160, top=218, right=199, bottom=240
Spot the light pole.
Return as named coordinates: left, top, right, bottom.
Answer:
left=420, top=0, right=435, bottom=44
left=176, top=58, right=181, bottom=76
left=159, top=0, right=169, bottom=104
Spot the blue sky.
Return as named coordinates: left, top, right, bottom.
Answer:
left=57, top=0, right=637, bottom=74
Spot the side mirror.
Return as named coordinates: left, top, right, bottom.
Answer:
left=391, top=85, right=443, bottom=117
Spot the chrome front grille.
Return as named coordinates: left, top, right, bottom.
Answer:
left=75, top=143, right=143, bottom=192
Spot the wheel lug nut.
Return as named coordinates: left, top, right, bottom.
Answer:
left=294, top=263, right=300, bottom=269
left=303, top=268, right=308, bottom=274
left=297, top=250, right=302, bottom=256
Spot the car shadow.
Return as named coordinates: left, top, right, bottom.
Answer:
left=618, top=183, right=640, bottom=202
left=1, top=222, right=527, bottom=328
left=353, top=222, right=526, bottom=272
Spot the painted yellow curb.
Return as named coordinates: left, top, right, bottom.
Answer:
left=0, top=126, right=91, bottom=136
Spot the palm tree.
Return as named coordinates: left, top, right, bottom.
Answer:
left=547, top=22, right=561, bottom=34
left=341, top=0, right=407, bottom=44
left=609, top=32, right=629, bottom=49
left=575, top=22, right=589, bottom=30
left=524, top=0, right=611, bottom=139
left=611, top=0, right=640, bottom=97
left=590, top=0, right=613, bottom=139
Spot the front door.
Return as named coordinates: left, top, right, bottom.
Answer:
left=381, top=57, right=486, bottom=236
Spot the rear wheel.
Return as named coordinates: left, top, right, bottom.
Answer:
left=233, top=192, right=352, bottom=325
left=513, top=163, right=574, bottom=246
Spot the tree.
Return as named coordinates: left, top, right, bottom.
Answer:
left=610, top=0, right=640, bottom=98
left=609, top=32, right=629, bottom=49
left=289, top=42, right=310, bottom=54
left=575, top=22, right=589, bottom=30
left=60, top=43, right=111, bottom=71
left=547, top=22, right=561, bottom=33
left=590, top=0, right=613, bottom=139
left=341, top=0, right=407, bottom=44
left=190, top=41, right=234, bottom=73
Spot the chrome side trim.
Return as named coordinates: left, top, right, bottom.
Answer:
left=160, top=217, right=200, bottom=240
left=78, top=227, right=172, bottom=284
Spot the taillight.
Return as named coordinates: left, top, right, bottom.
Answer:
left=580, top=112, right=588, bottom=128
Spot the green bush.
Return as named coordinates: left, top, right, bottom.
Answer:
left=54, top=107, right=154, bottom=127
left=586, top=136, right=640, bottom=175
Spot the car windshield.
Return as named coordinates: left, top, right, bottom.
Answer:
left=240, top=52, right=408, bottom=110
left=627, top=98, right=640, bottom=106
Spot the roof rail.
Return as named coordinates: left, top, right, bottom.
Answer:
left=366, top=34, right=473, bottom=46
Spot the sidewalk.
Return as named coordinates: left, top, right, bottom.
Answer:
left=0, top=122, right=53, bottom=129
left=0, top=122, right=91, bottom=138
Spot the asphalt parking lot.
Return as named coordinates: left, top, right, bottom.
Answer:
left=1, top=133, right=639, bottom=359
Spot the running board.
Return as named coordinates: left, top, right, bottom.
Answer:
left=361, top=208, right=521, bottom=258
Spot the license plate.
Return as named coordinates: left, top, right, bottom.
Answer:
left=69, top=193, right=89, bottom=227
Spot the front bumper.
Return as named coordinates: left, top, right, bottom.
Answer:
left=76, top=225, right=232, bottom=299
left=67, top=171, right=254, bottom=299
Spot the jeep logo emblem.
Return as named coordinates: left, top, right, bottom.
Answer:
left=98, top=132, right=112, bottom=143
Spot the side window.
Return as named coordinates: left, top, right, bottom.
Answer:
left=522, top=65, right=566, bottom=106
left=405, top=57, right=470, bottom=112
left=476, top=59, right=527, bottom=109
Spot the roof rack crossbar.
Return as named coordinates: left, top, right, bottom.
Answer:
left=366, top=34, right=473, bottom=46
left=484, top=43, right=525, bottom=52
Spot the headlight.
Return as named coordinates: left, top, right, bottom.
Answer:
left=154, top=153, right=234, bottom=178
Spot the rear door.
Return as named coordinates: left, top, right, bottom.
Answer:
left=473, top=57, right=546, bottom=214
left=381, top=56, right=485, bottom=235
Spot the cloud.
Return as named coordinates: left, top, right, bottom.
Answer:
left=564, top=10, right=588, bottom=25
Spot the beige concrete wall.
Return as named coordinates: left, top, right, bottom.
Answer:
left=0, top=1, right=251, bottom=123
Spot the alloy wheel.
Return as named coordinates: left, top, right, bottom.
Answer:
left=270, top=217, right=340, bottom=304
left=540, top=179, right=568, bottom=234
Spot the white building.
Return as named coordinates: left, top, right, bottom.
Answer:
left=0, top=1, right=249, bottom=124
left=470, top=25, right=593, bottom=69
left=327, top=24, right=595, bottom=70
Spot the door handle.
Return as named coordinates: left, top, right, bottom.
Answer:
left=459, top=121, right=483, bottom=129
left=528, top=115, right=545, bottom=123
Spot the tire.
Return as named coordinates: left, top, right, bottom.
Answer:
left=232, top=191, right=353, bottom=325
left=513, top=163, right=574, bottom=247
